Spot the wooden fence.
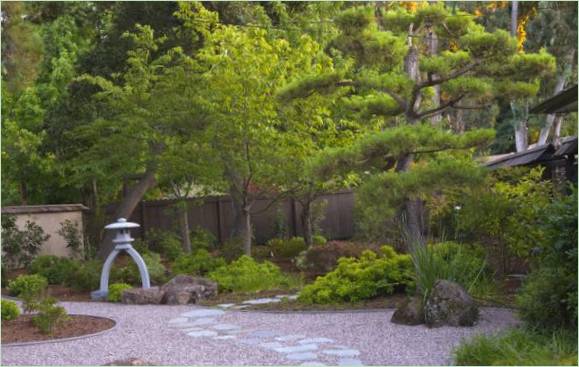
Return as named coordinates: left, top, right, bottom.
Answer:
left=102, top=191, right=355, bottom=245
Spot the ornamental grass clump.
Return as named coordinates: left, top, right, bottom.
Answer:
left=208, top=255, right=298, bottom=292
left=298, top=246, right=413, bottom=304
left=31, top=297, right=70, bottom=335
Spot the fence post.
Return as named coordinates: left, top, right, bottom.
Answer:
left=216, top=197, right=223, bottom=243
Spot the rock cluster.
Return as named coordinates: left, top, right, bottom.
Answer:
left=121, top=275, right=218, bottom=305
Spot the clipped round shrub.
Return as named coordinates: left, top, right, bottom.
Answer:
left=298, top=246, right=413, bottom=304
left=172, top=249, right=226, bottom=276
left=208, top=255, right=294, bottom=292
left=1, top=299, right=21, bottom=321
left=107, top=283, right=132, bottom=302
left=7, top=274, right=48, bottom=297
left=28, top=255, right=81, bottom=285
left=312, top=235, right=327, bottom=246
left=67, top=260, right=102, bottom=291
left=297, top=241, right=379, bottom=276
left=268, top=237, right=307, bottom=259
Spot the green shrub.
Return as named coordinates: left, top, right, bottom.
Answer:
left=145, top=229, right=183, bottom=261
left=57, top=219, right=83, bottom=258
left=517, top=187, right=577, bottom=331
left=252, top=245, right=273, bottom=259
left=219, top=237, right=245, bottom=262
left=8, top=274, right=48, bottom=312
left=2, top=215, right=50, bottom=268
left=1, top=300, right=20, bottom=321
left=208, top=255, right=296, bottom=292
left=268, top=237, right=307, bottom=259
left=28, top=256, right=81, bottom=285
left=115, top=252, right=167, bottom=285
left=67, top=260, right=102, bottom=291
left=172, top=249, right=226, bottom=276
left=410, top=241, right=490, bottom=301
left=31, top=297, right=69, bottom=335
left=107, top=283, right=132, bottom=302
left=190, top=226, right=217, bottom=251
left=454, top=328, right=577, bottom=366
left=299, top=246, right=413, bottom=304
left=296, top=241, right=378, bottom=276
left=312, top=235, right=327, bottom=246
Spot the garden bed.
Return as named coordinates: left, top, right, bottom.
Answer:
left=2, top=314, right=115, bottom=344
left=1, top=285, right=91, bottom=302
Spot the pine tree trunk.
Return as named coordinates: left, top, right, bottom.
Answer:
left=538, top=70, right=569, bottom=145
left=514, top=120, right=529, bottom=152
left=178, top=202, right=192, bottom=254
left=301, top=200, right=313, bottom=248
left=553, top=115, right=564, bottom=148
left=98, top=168, right=157, bottom=258
left=511, top=1, right=519, bottom=37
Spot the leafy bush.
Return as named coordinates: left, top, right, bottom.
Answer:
left=1, top=215, right=50, bottom=268
left=67, top=260, right=102, bottom=291
left=267, top=237, right=307, bottom=259
left=57, top=219, right=83, bottom=258
left=28, top=256, right=81, bottom=285
left=145, top=229, right=183, bottom=261
left=517, top=187, right=577, bottom=331
left=172, top=249, right=226, bottom=276
left=190, top=226, right=217, bottom=251
left=107, top=283, right=132, bottom=302
left=252, top=245, right=274, bottom=259
left=454, top=328, right=577, bottom=366
left=296, top=241, right=378, bottom=276
left=1, top=300, right=20, bottom=321
left=115, top=252, right=167, bottom=285
left=208, top=255, right=296, bottom=292
left=299, top=246, right=413, bottom=304
left=312, top=235, right=327, bottom=246
left=8, top=274, right=48, bottom=312
left=219, top=237, right=245, bottom=262
left=32, top=297, right=69, bottom=335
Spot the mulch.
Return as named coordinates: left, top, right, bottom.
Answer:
left=2, top=314, right=115, bottom=344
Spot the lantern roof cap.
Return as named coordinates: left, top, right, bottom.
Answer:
left=105, top=218, right=140, bottom=230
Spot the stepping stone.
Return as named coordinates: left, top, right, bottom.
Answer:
left=217, top=303, right=236, bottom=308
left=337, top=359, right=364, bottom=366
left=242, top=298, right=281, bottom=305
left=322, top=349, right=360, bottom=357
left=212, top=324, right=240, bottom=331
left=231, top=305, right=249, bottom=310
left=260, top=342, right=283, bottom=349
left=274, top=344, right=318, bottom=354
left=287, top=352, right=318, bottom=361
left=275, top=294, right=291, bottom=298
left=168, top=322, right=202, bottom=329
left=287, top=295, right=299, bottom=300
left=186, top=330, right=218, bottom=338
left=182, top=327, right=205, bottom=333
left=276, top=335, right=305, bottom=342
left=248, top=330, right=277, bottom=338
left=213, top=335, right=236, bottom=340
left=168, top=317, right=188, bottom=324
left=182, top=309, right=224, bottom=318
left=192, top=317, right=217, bottom=326
left=300, top=362, right=327, bottom=366
left=298, top=338, right=335, bottom=344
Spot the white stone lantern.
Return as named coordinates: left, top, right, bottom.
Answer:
left=91, top=218, right=150, bottom=300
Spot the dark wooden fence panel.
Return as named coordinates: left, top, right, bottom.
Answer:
left=100, top=191, right=355, bottom=245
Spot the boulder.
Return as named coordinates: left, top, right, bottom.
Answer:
left=424, top=280, right=479, bottom=327
left=391, top=297, right=425, bottom=325
left=104, top=358, right=156, bottom=366
left=161, top=275, right=218, bottom=305
left=121, top=287, right=164, bottom=305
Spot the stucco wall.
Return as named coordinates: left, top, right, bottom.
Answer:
left=3, top=205, right=88, bottom=259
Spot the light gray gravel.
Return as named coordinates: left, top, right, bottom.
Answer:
left=1, top=302, right=519, bottom=366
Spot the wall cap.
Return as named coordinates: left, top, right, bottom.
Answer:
left=2, top=204, right=90, bottom=215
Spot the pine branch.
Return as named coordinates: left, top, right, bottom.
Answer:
left=416, top=94, right=466, bottom=119
left=416, top=62, right=479, bottom=89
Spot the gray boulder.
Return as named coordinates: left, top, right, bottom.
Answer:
left=391, top=297, right=425, bottom=325
left=161, top=275, right=218, bottom=305
left=121, top=287, right=164, bottom=305
left=424, top=280, right=479, bottom=327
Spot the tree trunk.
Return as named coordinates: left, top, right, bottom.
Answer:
left=19, top=181, right=28, bottom=205
left=396, top=154, right=425, bottom=246
left=300, top=200, right=313, bottom=248
left=98, top=168, right=157, bottom=258
left=178, top=202, right=192, bottom=254
left=230, top=191, right=252, bottom=256
left=426, top=12, right=441, bottom=125
left=514, top=120, right=529, bottom=152
left=511, top=1, right=518, bottom=37
left=553, top=114, right=563, bottom=148
left=538, top=68, right=569, bottom=145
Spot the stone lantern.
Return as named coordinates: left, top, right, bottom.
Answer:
left=91, top=218, right=150, bottom=300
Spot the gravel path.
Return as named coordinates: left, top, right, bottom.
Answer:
left=2, top=301, right=519, bottom=366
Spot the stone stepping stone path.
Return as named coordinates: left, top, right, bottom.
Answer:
left=167, top=294, right=365, bottom=366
